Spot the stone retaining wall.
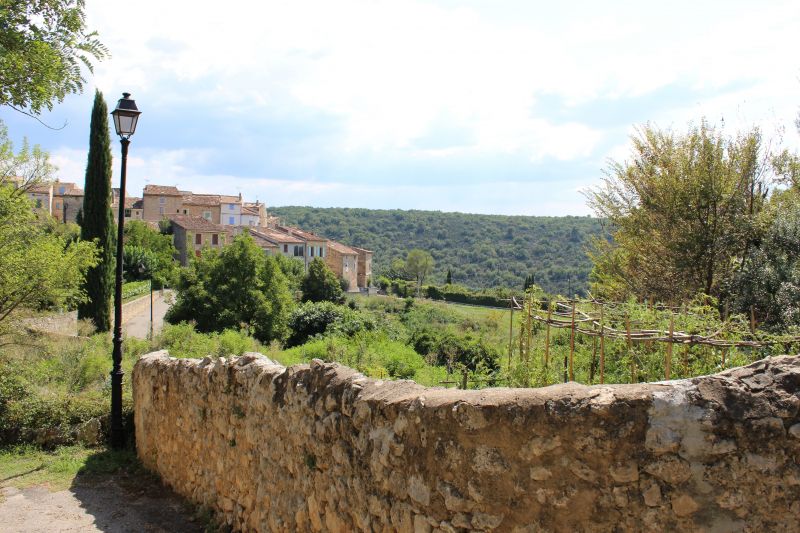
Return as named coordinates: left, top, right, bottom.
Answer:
left=133, top=352, right=800, bottom=532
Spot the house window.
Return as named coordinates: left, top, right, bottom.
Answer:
left=183, top=209, right=188, bottom=214
left=283, top=244, right=288, bottom=253
left=294, top=245, right=304, bottom=257
left=195, top=233, right=202, bottom=245
left=310, top=247, right=314, bottom=257
left=124, top=208, right=131, bottom=217
left=159, top=207, right=164, bottom=215
left=59, top=186, right=66, bottom=194
left=228, top=216, right=235, bottom=225
left=159, top=197, right=166, bottom=204
left=35, top=199, right=42, bottom=208
left=212, top=233, right=218, bottom=245
left=228, top=204, right=235, bottom=210
left=203, top=211, right=211, bottom=220
left=55, top=201, right=61, bottom=209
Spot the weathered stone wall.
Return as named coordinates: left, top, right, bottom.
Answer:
left=133, top=353, right=800, bottom=532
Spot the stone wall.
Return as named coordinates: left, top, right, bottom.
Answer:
left=133, top=353, right=800, bottom=532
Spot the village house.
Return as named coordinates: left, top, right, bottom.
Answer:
left=276, top=225, right=327, bottom=271
left=352, top=247, right=373, bottom=288
left=241, top=201, right=267, bottom=227
left=168, top=214, right=229, bottom=266
left=220, top=194, right=242, bottom=226
left=60, top=186, right=84, bottom=224
left=247, top=227, right=305, bottom=261
left=111, top=189, right=144, bottom=223
left=182, top=193, right=221, bottom=223
left=243, top=228, right=280, bottom=255
left=26, top=183, right=53, bottom=215
left=142, top=184, right=183, bottom=220
left=325, top=240, right=359, bottom=292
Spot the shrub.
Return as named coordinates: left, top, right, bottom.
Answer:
left=286, top=301, right=374, bottom=347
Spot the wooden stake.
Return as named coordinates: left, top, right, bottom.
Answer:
left=626, top=313, right=633, bottom=383
left=569, top=301, right=576, bottom=382
left=545, top=303, right=551, bottom=370
left=666, top=313, right=674, bottom=380
left=599, top=304, right=605, bottom=384
left=508, top=297, right=514, bottom=369
left=525, top=294, right=532, bottom=362
left=750, top=305, right=756, bottom=334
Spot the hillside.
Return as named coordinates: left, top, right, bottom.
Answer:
left=269, top=207, right=604, bottom=295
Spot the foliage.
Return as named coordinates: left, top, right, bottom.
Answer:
left=0, top=120, right=55, bottom=189
left=77, top=90, right=114, bottom=332
left=271, top=252, right=304, bottom=291
left=270, top=206, right=601, bottom=295
left=425, top=283, right=513, bottom=308
left=405, top=249, right=434, bottom=295
left=0, top=185, right=98, bottom=340
left=0, top=0, right=108, bottom=114
left=300, top=258, right=344, bottom=303
left=156, top=323, right=260, bottom=359
left=286, top=301, right=375, bottom=347
left=123, top=220, right=178, bottom=286
left=724, top=189, right=800, bottom=330
left=586, top=121, right=776, bottom=304
left=166, top=235, right=294, bottom=343
left=121, top=280, right=150, bottom=301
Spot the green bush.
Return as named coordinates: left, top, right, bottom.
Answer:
left=286, top=301, right=375, bottom=347
left=156, top=323, right=258, bottom=359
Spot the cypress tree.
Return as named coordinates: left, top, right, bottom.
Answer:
left=77, top=90, right=114, bottom=331
left=446, top=268, right=452, bottom=285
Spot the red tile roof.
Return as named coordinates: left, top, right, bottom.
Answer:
left=182, top=194, right=220, bottom=206
left=327, top=240, right=358, bottom=255
left=249, top=228, right=303, bottom=244
left=351, top=246, right=374, bottom=255
left=277, top=225, right=325, bottom=242
left=168, top=214, right=223, bottom=232
left=143, top=184, right=181, bottom=196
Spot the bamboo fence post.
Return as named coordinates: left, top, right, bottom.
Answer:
left=626, top=313, right=633, bottom=383
left=508, top=297, right=514, bottom=369
left=666, top=312, right=674, bottom=380
left=545, top=302, right=552, bottom=370
left=569, top=300, right=576, bottom=382
left=599, top=304, right=605, bottom=384
left=525, top=293, right=532, bottom=363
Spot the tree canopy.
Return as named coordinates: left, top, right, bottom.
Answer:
left=165, top=235, right=294, bottom=343
left=269, top=206, right=600, bottom=295
left=300, top=258, right=344, bottom=303
left=77, top=90, right=113, bottom=332
left=406, top=249, right=434, bottom=294
left=586, top=120, right=775, bottom=304
left=0, top=0, right=108, bottom=115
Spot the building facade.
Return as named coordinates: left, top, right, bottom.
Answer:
left=325, top=240, right=359, bottom=292
left=352, top=247, right=373, bottom=288
left=143, top=185, right=183, bottom=221
left=169, top=215, right=229, bottom=266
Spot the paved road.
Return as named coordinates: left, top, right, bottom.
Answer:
left=123, top=290, right=173, bottom=339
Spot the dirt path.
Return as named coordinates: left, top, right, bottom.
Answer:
left=0, top=478, right=202, bottom=533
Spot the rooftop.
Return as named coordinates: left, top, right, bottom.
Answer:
left=168, top=214, right=224, bottom=232
left=249, top=228, right=303, bottom=244
left=143, top=184, right=182, bottom=196
left=277, top=225, right=325, bottom=242
left=327, top=240, right=358, bottom=255
left=182, top=194, right=221, bottom=207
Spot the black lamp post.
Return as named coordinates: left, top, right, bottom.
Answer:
left=110, top=92, right=141, bottom=449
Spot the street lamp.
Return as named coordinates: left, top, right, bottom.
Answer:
left=110, top=92, right=141, bottom=449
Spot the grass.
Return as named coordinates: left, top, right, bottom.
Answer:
left=0, top=445, right=144, bottom=492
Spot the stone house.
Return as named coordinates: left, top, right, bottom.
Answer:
left=60, top=187, right=85, bottom=223
left=241, top=201, right=267, bottom=227
left=168, top=214, right=228, bottom=266
left=26, top=183, right=53, bottom=215
left=143, top=184, right=183, bottom=221
left=352, top=247, right=373, bottom=288
left=182, top=194, right=221, bottom=224
left=248, top=227, right=305, bottom=262
left=111, top=195, right=144, bottom=223
left=325, top=240, right=359, bottom=292
left=276, top=225, right=327, bottom=271
left=245, top=228, right=281, bottom=255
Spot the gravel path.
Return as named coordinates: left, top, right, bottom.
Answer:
left=0, top=477, right=202, bottom=533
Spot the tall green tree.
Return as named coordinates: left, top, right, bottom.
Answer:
left=166, top=235, right=294, bottom=343
left=301, top=258, right=344, bottom=303
left=77, top=90, right=113, bottom=331
left=586, top=120, right=775, bottom=304
left=406, top=249, right=434, bottom=295
left=0, top=0, right=108, bottom=115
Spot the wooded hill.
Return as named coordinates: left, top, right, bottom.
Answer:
left=269, top=207, right=603, bottom=295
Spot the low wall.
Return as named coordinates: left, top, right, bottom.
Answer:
left=133, top=353, right=800, bottom=532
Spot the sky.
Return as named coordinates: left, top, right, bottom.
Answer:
left=1, top=0, right=799, bottom=216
